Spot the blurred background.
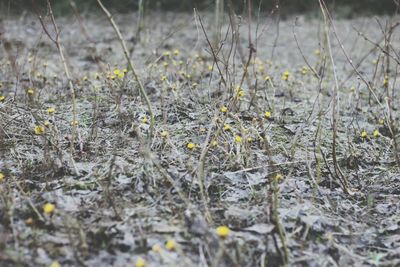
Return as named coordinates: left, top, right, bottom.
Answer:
left=0, top=0, right=398, bottom=17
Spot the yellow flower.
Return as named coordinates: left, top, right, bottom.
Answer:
left=43, top=62, right=48, bottom=68
left=165, top=239, right=176, bottom=251
left=135, top=257, right=145, bottom=267
left=236, top=87, right=245, bottom=98
left=34, top=125, right=45, bottom=135
left=44, top=120, right=50, bottom=127
left=142, top=116, right=148, bottom=124
left=94, top=72, right=101, bottom=79
left=187, top=142, right=196, bottom=150
left=163, top=51, right=171, bottom=57
left=223, top=124, right=231, bottom=131
left=27, top=88, right=34, bottom=95
left=301, top=66, right=309, bottom=75
left=361, top=130, right=368, bottom=138
left=220, top=106, right=228, bottom=113
left=71, top=120, right=79, bottom=126
left=173, top=49, right=180, bottom=56
left=43, top=203, right=55, bottom=214
left=275, top=173, right=284, bottom=182
left=49, top=261, right=61, bottom=267
left=264, top=75, right=271, bottom=81
left=373, top=129, right=380, bottom=138
left=160, top=131, right=169, bottom=138
left=163, top=62, right=169, bottom=68
left=216, top=226, right=230, bottom=238
left=247, top=137, right=253, bottom=142
left=282, top=71, right=290, bottom=81
left=378, top=119, right=385, bottom=125
left=152, top=244, right=161, bottom=253
left=161, top=75, right=167, bottom=82
left=235, top=135, right=242, bottom=143
left=211, top=140, right=218, bottom=147
left=82, top=75, right=88, bottom=81
left=0, top=95, right=5, bottom=101
left=265, top=111, right=271, bottom=119
left=383, top=75, right=389, bottom=87
left=208, top=65, right=213, bottom=71
left=123, top=68, right=128, bottom=73
left=314, top=49, right=321, bottom=56
left=47, top=107, right=55, bottom=114
left=0, top=172, right=4, bottom=182
left=114, top=69, right=124, bottom=79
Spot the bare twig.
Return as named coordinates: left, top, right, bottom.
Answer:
left=96, top=0, right=154, bottom=140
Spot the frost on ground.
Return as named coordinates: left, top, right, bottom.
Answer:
left=0, top=11, right=399, bottom=267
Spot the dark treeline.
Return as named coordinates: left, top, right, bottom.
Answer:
left=0, top=0, right=398, bottom=16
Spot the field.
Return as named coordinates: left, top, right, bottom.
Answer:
left=0, top=6, right=400, bottom=267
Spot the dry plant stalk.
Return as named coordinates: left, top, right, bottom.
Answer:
left=36, top=0, right=80, bottom=175
left=96, top=0, right=155, bottom=140
left=320, top=0, right=400, bottom=166
left=318, top=0, right=351, bottom=194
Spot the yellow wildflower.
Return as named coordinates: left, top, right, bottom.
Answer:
left=152, top=244, right=161, bottom=253
left=114, top=69, right=124, bottom=79
left=187, top=142, right=196, bottom=150
left=71, top=120, right=79, bottom=126
left=135, top=257, right=145, bottom=267
left=265, top=111, right=272, bottom=119
left=160, top=131, right=169, bottom=138
left=275, top=173, right=284, bottom=182
left=173, top=49, right=180, bottom=56
left=264, top=75, right=271, bottom=81
left=34, top=125, right=45, bottom=135
left=208, top=65, right=213, bottom=71
left=235, top=135, right=242, bottom=143
left=0, top=172, right=4, bottom=182
left=361, top=130, right=368, bottom=139
left=0, top=95, right=5, bottom=101
left=27, top=88, right=34, bottom=95
left=165, top=239, right=176, bottom=251
left=49, top=261, right=61, bottom=267
left=43, top=203, right=55, bottom=214
left=220, top=106, right=228, bottom=113
left=82, top=75, right=88, bottom=81
left=237, top=87, right=245, bottom=97
left=216, top=226, right=230, bottom=239
left=383, top=75, right=389, bottom=87
left=223, top=124, right=231, bottom=131
left=211, top=140, right=218, bottom=147
left=142, top=116, right=148, bottom=124
left=314, top=49, right=321, bottom=56
left=47, top=107, right=55, bottom=114
left=373, top=129, right=380, bottom=138
left=282, top=71, right=290, bottom=81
